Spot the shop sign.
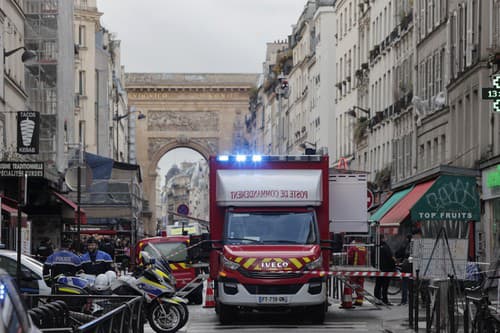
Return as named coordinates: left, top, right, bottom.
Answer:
left=17, top=111, right=40, bottom=154
left=0, top=161, right=44, bottom=177
left=411, top=175, right=480, bottom=221
left=483, top=164, right=500, bottom=200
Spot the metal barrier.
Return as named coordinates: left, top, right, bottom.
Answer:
left=327, top=275, right=343, bottom=300
left=25, top=294, right=145, bottom=333
left=75, top=295, right=144, bottom=333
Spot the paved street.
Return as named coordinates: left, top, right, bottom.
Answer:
left=144, top=297, right=410, bottom=333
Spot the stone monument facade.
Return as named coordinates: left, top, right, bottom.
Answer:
left=126, top=73, right=258, bottom=235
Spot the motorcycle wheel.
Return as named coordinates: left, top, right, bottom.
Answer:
left=148, top=302, right=183, bottom=333
left=175, top=301, right=189, bottom=328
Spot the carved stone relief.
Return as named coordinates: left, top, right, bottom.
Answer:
left=148, top=137, right=218, bottom=159
left=147, top=111, right=219, bottom=132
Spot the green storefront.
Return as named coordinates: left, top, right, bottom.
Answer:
left=371, top=174, right=481, bottom=258
left=482, top=164, right=500, bottom=261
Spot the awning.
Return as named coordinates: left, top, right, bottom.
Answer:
left=1, top=200, right=28, bottom=227
left=379, top=179, right=436, bottom=226
left=411, top=175, right=480, bottom=221
left=52, top=191, right=87, bottom=225
left=369, top=186, right=413, bottom=223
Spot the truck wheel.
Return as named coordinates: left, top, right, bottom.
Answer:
left=218, top=303, right=236, bottom=324
left=189, top=286, right=203, bottom=305
left=309, top=302, right=327, bottom=324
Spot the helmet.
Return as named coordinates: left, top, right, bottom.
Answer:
left=94, top=274, right=109, bottom=291
left=105, top=270, right=117, bottom=283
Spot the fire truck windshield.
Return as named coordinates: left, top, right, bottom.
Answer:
left=225, top=211, right=318, bottom=245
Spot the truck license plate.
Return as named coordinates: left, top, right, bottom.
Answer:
left=257, top=296, right=288, bottom=304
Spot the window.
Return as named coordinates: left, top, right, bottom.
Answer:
left=226, top=212, right=318, bottom=245
left=349, top=3, right=352, bottom=28
left=78, top=71, right=86, bottom=95
left=78, top=25, right=86, bottom=46
left=144, top=242, right=187, bottom=262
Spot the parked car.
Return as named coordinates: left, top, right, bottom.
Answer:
left=0, top=268, right=42, bottom=333
left=0, top=250, right=50, bottom=295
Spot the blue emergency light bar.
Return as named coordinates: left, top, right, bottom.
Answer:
left=216, top=155, right=322, bottom=162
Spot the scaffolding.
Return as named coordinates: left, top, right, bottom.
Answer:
left=24, top=0, right=74, bottom=172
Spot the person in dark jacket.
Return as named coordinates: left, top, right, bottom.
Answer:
left=36, top=237, right=53, bottom=263
left=81, top=237, right=113, bottom=275
left=372, top=234, right=396, bottom=305
left=395, top=234, right=412, bottom=305
left=43, top=238, right=82, bottom=286
left=99, top=237, right=115, bottom=260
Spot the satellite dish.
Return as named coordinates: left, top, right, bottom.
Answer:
left=65, top=164, right=93, bottom=191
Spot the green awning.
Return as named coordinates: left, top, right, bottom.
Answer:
left=369, top=186, right=413, bottom=222
left=411, top=175, right=480, bottom=221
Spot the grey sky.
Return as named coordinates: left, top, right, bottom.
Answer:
left=96, top=0, right=307, bottom=73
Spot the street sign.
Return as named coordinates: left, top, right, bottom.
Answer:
left=17, top=111, right=40, bottom=154
left=367, top=189, right=374, bottom=209
left=483, top=75, right=500, bottom=112
left=177, top=204, right=189, bottom=216
left=0, top=161, right=44, bottom=177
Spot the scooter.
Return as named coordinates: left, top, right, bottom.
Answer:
left=111, top=251, right=188, bottom=333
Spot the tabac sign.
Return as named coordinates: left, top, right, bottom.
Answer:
left=17, top=111, right=40, bottom=154
left=411, top=175, right=480, bottom=221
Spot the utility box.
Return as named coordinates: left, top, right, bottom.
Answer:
left=329, top=172, right=368, bottom=233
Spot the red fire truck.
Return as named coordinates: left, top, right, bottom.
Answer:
left=207, top=154, right=331, bottom=323
left=135, top=235, right=204, bottom=304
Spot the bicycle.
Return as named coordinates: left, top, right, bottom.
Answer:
left=465, top=293, right=500, bottom=333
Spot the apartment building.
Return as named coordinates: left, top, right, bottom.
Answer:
left=74, top=0, right=130, bottom=162
left=335, top=0, right=360, bottom=164
left=0, top=0, right=30, bottom=161
left=287, top=2, right=316, bottom=155
left=308, top=4, right=336, bottom=157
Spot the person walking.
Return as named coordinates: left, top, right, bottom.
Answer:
left=373, top=234, right=396, bottom=305
left=347, top=238, right=367, bottom=306
left=43, top=238, right=82, bottom=287
left=81, top=237, right=114, bottom=275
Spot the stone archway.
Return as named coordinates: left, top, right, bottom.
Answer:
left=126, top=73, right=258, bottom=235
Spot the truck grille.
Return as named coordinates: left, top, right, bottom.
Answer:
left=238, top=269, right=303, bottom=279
left=243, top=284, right=302, bottom=295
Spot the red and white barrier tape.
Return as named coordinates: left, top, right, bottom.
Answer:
left=244, top=270, right=413, bottom=277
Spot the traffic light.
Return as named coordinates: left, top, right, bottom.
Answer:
left=280, top=80, right=289, bottom=90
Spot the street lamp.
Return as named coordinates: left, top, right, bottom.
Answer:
left=114, top=107, right=145, bottom=161
left=347, top=106, right=370, bottom=118
left=4, top=46, right=37, bottom=63
left=5, top=45, right=37, bottom=286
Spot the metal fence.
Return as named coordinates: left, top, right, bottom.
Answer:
left=25, top=294, right=145, bottom=333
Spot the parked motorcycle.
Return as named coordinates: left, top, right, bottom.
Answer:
left=52, top=271, right=119, bottom=316
left=111, top=251, right=188, bottom=333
